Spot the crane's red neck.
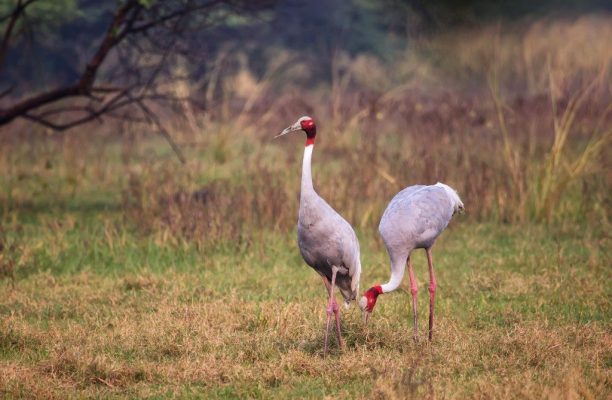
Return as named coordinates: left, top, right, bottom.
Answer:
left=363, top=285, right=383, bottom=312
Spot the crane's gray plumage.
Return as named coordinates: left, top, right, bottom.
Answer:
left=360, top=182, right=463, bottom=340
left=298, top=188, right=361, bottom=305
left=379, top=183, right=463, bottom=268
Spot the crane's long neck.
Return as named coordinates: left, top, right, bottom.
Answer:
left=380, top=257, right=406, bottom=293
left=362, top=253, right=406, bottom=313
left=301, top=139, right=315, bottom=196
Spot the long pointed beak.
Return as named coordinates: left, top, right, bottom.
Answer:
left=274, top=122, right=302, bottom=138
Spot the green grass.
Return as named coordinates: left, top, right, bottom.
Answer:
left=0, top=197, right=609, bottom=398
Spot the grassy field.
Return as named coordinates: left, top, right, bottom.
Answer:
left=1, top=16, right=611, bottom=399
left=0, top=133, right=609, bottom=398
left=0, top=205, right=610, bottom=398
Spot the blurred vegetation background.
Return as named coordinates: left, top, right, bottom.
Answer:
left=1, top=1, right=611, bottom=398
left=1, top=0, right=609, bottom=233
left=2, top=0, right=611, bottom=89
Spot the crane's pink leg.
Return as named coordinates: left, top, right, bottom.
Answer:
left=333, top=295, right=343, bottom=350
left=407, top=257, right=418, bottom=341
left=320, top=274, right=332, bottom=293
left=426, top=248, right=437, bottom=341
left=323, top=266, right=339, bottom=357
left=320, top=274, right=339, bottom=314
left=320, top=273, right=340, bottom=330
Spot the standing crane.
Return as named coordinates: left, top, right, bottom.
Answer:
left=276, top=116, right=361, bottom=356
left=359, top=183, right=464, bottom=341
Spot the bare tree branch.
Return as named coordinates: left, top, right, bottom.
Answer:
left=125, top=0, right=223, bottom=35
left=0, top=85, right=14, bottom=99
left=0, top=0, right=277, bottom=162
left=0, top=0, right=139, bottom=126
left=77, top=1, right=139, bottom=92
left=0, top=0, right=38, bottom=71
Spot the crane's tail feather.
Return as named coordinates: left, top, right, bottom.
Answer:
left=435, top=182, right=464, bottom=215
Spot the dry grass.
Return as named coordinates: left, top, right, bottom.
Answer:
left=0, top=241, right=609, bottom=399
left=0, top=218, right=609, bottom=398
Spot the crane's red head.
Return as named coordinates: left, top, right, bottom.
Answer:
left=275, top=116, right=317, bottom=145
left=359, top=285, right=383, bottom=324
